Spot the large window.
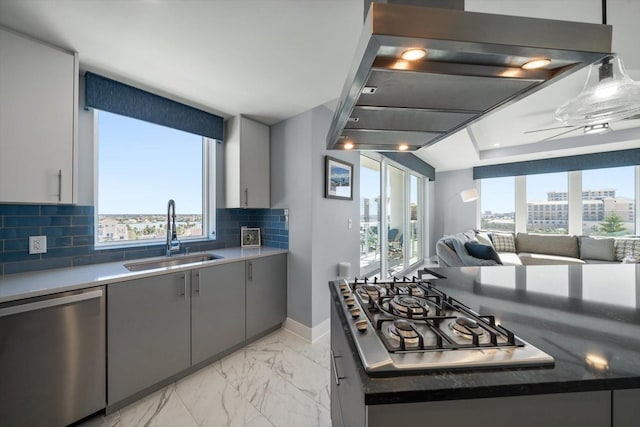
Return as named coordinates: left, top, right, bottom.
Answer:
left=526, top=172, right=568, bottom=234
left=360, top=154, right=426, bottom=278
left=582, top=166, right=636, bottom=236
left=480, top=177, right=515, bottom=232
left=409, top=174, right=422, bottom=265
left=96, top=111, right=213, bottom=245
left=387, top=164, right=406, bottom=276
left=479, top=166, right=638, bottom=237
left=360, top=156, right=381, bottom=276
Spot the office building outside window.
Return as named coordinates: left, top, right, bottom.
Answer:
left=582, top=167, right=636, bottom=236
left=526, top=172, right=568, bottom=234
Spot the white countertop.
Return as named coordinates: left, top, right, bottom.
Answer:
left=0, top=246, right=287, bottom=304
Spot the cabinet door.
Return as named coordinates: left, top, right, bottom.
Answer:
left=613, top=389, right=640, bottom=427
left=330, top=301, right=366, bottom=427
left=239, top=116, right=270, bottom=208
left=107, top=272, right=190, bottom=405
left=191, top=262, right=246, bottom=365
left=225, top=116, right=270, bottom=208
left=0, top=28, right=75, bottom=203
left=246, top=254, right=287, bottom=339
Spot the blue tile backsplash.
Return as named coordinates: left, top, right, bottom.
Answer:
left=0, top=204, right=288, bottom=275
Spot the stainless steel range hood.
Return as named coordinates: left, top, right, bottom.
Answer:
left=327, top=3, right=612, bottom=151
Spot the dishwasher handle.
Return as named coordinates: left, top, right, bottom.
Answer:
left=0, top=289, right=103, bottom=318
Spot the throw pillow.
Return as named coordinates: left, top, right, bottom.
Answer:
left=492, top=232, right=516, bottom=252
left=464, top=242, right=502, bottom=264
left=475, top=231, right=493, bottom=247
left=580, top=237, right=615, bottom=261
left=614, top=238, right=640, bottom=261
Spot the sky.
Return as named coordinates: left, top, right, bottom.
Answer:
left=98, top=111, right=204, bottom=214
left=481, top=167, right=636, bottom=213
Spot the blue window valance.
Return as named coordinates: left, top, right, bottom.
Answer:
left=380, top=152, right=436, bottom=180
left=473, top=148, right=640, bottom=179
left=85, top=72, right=223, bottom=141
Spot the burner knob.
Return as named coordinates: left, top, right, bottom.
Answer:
left=341, top=289, right=351, bottom=298
left=350, top=308, right=361, bottom=318
left=355, top=319, right=367, bottom=332
left=345, top=297, right=355, bottom=307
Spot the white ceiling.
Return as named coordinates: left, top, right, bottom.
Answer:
left=416, top=0, right=640, bottom=171
left=1, top=0, right=639, bottom=172
left=0, top=0, right=363, bottom=125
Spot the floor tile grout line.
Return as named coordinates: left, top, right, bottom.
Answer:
left=173, top=383, right=203, bottom=427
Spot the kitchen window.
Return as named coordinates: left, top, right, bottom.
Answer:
left=95, top=111, right=214, bottom=246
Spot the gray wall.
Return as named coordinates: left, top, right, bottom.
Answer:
left=77, top=74, right=94, bottom=205
left=271, top=105, right=359, bottom=329
left=431, top=168, right=478, bottom=251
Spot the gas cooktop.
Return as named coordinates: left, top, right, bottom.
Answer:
left=332, top=275, right=554, bottom=375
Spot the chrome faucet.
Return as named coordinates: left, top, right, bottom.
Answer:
left=166, top=199, right=181, bottom=256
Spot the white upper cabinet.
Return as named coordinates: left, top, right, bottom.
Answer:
left=0, top=27, right=77, bottom=204
left=225, top=116, right=270, bottom=208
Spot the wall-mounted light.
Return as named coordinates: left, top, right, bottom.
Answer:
left=460, top=188, right=479, bottom=203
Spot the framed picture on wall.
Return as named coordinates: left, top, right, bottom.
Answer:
left=241, top=227, right=261, bottom=248
left=325, top=156, right=353, bottom=200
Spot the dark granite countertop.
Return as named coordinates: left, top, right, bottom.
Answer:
left=331, top=264, right=640, bottom=405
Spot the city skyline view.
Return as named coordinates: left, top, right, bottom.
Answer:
left=482, top=168, right=635, bottom=214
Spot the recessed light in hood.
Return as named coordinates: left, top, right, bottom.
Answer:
left=401, top=48, right=427, bottom=61
left=522, top=58, right=552, bottom=70
left=327, top=3, right=612, bottom=152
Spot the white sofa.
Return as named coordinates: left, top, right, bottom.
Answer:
left=436, top=230, right=639, bottom=267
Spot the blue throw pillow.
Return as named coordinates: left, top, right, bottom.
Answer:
left=464, top=242, right=502, bottom=264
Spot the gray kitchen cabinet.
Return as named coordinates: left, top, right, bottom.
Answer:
left=367, top=391, right=611, bottom=426
left=191, top=262, right=246, bottom=365
left=0, top=26, right=77, bottom=203
left=246, top=254, right=287, bottom=339
left=613, top=388, right=640, bottom=427
left=225, top=115, right=270, bottom=208
left=107, top=272, right=191, bottom=405
left=331, top=301, right=366, bottom=427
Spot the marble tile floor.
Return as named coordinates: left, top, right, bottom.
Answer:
left=79, top=328, right=332, bottom=427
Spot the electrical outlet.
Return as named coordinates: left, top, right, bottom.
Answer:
left=29, top=236, right=47, bottom=254
left=348, top=218, right=353, bottom=229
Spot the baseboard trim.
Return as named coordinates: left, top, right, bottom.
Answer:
left=283, top=316, right=330, bottom=343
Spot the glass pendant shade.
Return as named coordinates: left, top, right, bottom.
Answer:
left=555, top=55, right=640, bottom=126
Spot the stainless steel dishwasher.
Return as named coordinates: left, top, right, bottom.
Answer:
left=0, top=286, right=106, bottom=427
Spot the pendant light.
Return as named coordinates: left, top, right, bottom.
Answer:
left=555, top=0, right=640, bottom=127
left=555, top=54, right=640, bottom=126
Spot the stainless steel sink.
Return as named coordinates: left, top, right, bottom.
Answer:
left=124, top=253, right=221, bottom=272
